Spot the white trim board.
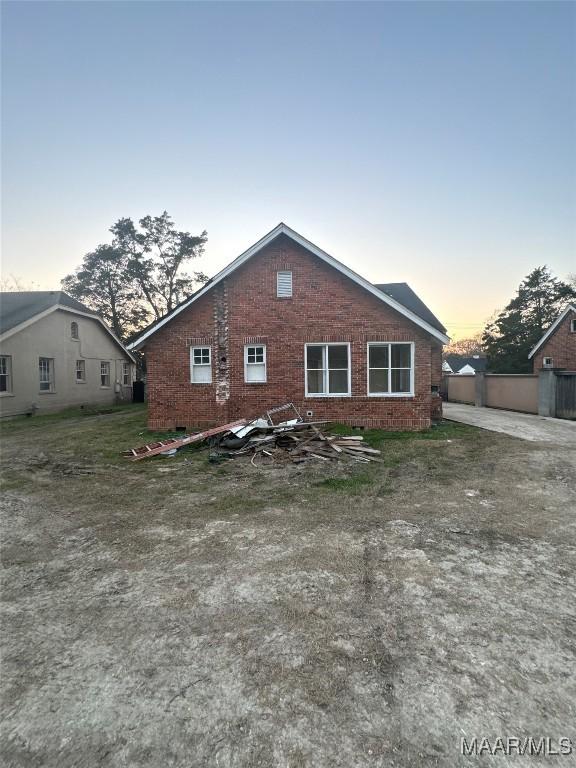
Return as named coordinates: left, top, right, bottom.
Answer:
left=128, top=223, right=449, bottom=350
left=528, top=304, right=576, bottom=359
left=0, top=304, right=137, bottom=364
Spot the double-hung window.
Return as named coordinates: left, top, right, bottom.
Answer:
left=191, top=347, right=212, bottom=383
left=305, top=343, right=350, bottom=396
left=39, top=357, right=55, bottom=392
left=76, top=360, right=86, bottom=382
left=122, top=361, right=131, bottom=386
left=368, top=342, right=414, bottom=396
left=0, top=356, right=12, bottom=393
left=244, top=345, right=266, bottom=382
left=100, top=361, right=111, bottom=387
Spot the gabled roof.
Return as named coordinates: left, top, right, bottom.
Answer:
left=128, top=223, right=449, bottom=349
left=528, top=304, right=576, bottom=359
left=445, top=354, right=488, bottom=373
left=374, top=282, right=446, bottom=334
left=0, top=291, right=97, bottom=334
left=0, top=291, right=136, bottom=362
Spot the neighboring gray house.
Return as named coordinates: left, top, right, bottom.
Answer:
left=0, top=292, right=136, bottom=417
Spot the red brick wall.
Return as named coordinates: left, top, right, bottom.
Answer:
left=145, top=235, right=443, bottom=430
left=532, top=309, right=576, bottom=372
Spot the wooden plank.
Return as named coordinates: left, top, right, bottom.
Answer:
left=129, top=419, right=248, bottom=461
left=340, top=445, right=381, bottom=455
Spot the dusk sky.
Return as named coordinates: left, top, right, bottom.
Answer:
left=2, top=1, right=575, bottom=340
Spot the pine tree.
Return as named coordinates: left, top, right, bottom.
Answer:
left=482, top=267, right=576, bottom=373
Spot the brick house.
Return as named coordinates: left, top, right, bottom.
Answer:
left=529, top=304, right=576, bottom=372
left=129, top=224, right=449, bottom=430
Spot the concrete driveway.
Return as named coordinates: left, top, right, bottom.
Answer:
left=443, top=402, right=576, bottom=446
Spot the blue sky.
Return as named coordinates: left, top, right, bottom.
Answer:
left=2, top=1, right=575, bottom=339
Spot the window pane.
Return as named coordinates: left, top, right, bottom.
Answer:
left=306, top=346, right=324, bottom=370
left=247, top=346, right=264, bottom=363
left=193, top=365, right=211, bottom=383
left=328, top=369, right=348, bottom=393
left=307, top=369, right=325, bottom=394
left=0, top=358, right=6, bottom=375
left=246, top=363, right=266, bottom=382
left=328, top=345, right=348, bottom=369
left=369, top=345, right=389, bottom=369
left=391, top=344, right=411, bottom=368
left=391, top=369, right=411, bottom=393
left=369, top=369, right=389, bottom=393
left=0, top=376, right=7, bottom=392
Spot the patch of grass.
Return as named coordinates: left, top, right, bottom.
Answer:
left=0, top=402, right=146, bottom=433
left=328, top=420, right=478, bottom=449
left=317, top=473, right=374, bottom=493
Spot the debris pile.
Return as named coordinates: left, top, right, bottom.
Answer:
left=123, top=403, right=382, bottom=466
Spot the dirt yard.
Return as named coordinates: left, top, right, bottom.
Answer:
left=1, top=405, right=575, bottom=767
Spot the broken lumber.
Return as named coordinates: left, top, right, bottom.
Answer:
left=125, top=420, right=248, bottom=461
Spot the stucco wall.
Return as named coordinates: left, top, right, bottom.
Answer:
left=446, top=375, right=475, bottom=404
left=0, top=309, right=134, bottom=417
left=485, top=375, right=539, bottom=414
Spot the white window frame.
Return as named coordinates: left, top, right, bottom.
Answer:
left=570, top=318, right=576, bottom=333
left=277, top=270, right=293, bottom=298
left=122, top=361, right=131, bottom=386
left=244, top=344, right=267, bottom=383
left=39, top=357, right=55, bottom=393
left=190, top=346, right=212, bottom=384
left=367, top=342, right=415, bottom=397
left=100, top=361, right=111, bottom=387
left=70, top=321, right=79, bottom=340
left=75, top=359, right=86, bottom=383
left=0, top=355, right=13, bottom=394
left=543, top=357, right=554, bottom=368
left=304, top=342, right=351, bottom=397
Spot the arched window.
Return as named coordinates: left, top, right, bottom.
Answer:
left=70, top=321, right=79, bottom=339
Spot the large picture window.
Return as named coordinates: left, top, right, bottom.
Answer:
left=244, top=345, right=267, bottom=382
left=368, top=342, right=414, bottom=396
left=305, top=343, right=350, bottom=396
left=191, top=347, right=212, bottom=383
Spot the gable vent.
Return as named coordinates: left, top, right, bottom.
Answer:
left=277, top=270, right=292, bottom=298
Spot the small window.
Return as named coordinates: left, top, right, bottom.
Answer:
left=0, top=355, right=13, bottom=393
left=191, top=347, right=212, bottom=383
left=39, top=357, right=55, bottom=392
left=244, top=345, right=266, bottom=382
left=122, top=362, right=131, bottom=386
left=368, top=342, right=414, bottom=396
left=305, top=343, right=350, bottom=396
left=571, top=318, right=576, bottom=333
left=70, top=321, right=79, bottom=339
left=75, top=360, right=86, bottom=382
left=100, top=361, right=111, bottom=387
left=543, top=357, right=554, bottom=368
left=277, top=271, right=292, bottom=298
